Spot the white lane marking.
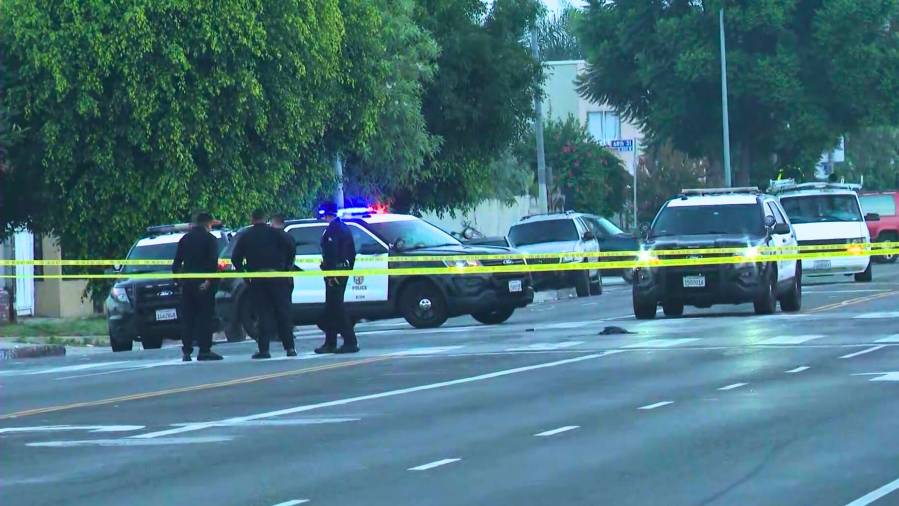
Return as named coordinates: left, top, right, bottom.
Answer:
left=131, top=352, right=620, bottom=439
left=622, top=338, right=700, bottom=348
left=840, top=346, right=887, bottom=359
left=539, top=322, right=593, bottom=330
left=535, top=426, right=579, bottom=437
left=718, top=383, right=748, bottom=391
left=844, top=476, right=899, bottom=506
left=270, top=500, right=310, bottom=506
left=408, top=458, right=460, bottom=471
left=806, top=289, right=885, bottom=294
left=786, top=366, right=810, bottom=373
left=755, top=335, right=824, bottom=345
left=583, top=302, right=599, bottom=306
left=170, top=418, right=360, bottom=427
left=55, top=359, right=194, bottom=379
left=638, top=401, right=674, bottom=410
left=854, top=372, right=899, bottom=382
left=0, top=425, right=145, bottom=434
left=875, top=335, right=899, bottom=343
left=27, top=437, right=233, bottom=447
left=855, top=312, right=899, bottom=319
left=505, top=341, right=584, bottom=352
left=0, top=362, right=131, bottom=377
left=391, top=346, right=465, bottom=356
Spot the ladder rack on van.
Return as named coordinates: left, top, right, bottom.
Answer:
left=768, top=178, right=862, bottom=194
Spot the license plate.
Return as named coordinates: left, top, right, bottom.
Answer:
left=509, top=280, right=523, bottom=292
left=683, top=275, right=705, bottom=288
left=155, top=309, right=177, bottom=321
left=813, top=260, right=831, bottom=270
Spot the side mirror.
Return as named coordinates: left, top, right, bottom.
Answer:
left=866, top=213, right=881, bottom=222
left=773, top=223, right=791, bottom=235
left=639, top=223, right=650, bottom=238
left=392, top=238, right=406, bottom=252
left=764, top=215, right=777, bottom=228
left=582, top=231, right=595, bottom=241
left=359, top=243, right=386, bottom=255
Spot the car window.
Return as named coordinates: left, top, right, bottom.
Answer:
left=287, top=225, right=326, bottom=255
left=122, top=242, right=180, bottom=274
left=363, top=219, right=461, bottom=250
left=509, top=219, right=580, bottom=246
left=649, top=204, right=764, bottom=238
left=348, top=225, right=385, bottom=254
left=860, top=194, right=897, bottom=216
left=780, top=194, right=863, bottom=224
left=596, top=217, right=625, bottom=236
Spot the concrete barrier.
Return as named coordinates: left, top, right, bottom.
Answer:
left=0, top=343, right=66, bottom=361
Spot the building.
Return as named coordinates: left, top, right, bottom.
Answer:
left=1, top=231, right=96, bottom=318
left=541, top=60, right=645, bottom=177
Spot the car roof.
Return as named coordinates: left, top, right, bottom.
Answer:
left=136, top=230, right=227, bottom=246
left=777, top=188, right=859, bottom=198
left=513, top=213, right=582, bottom=224
left=666, top=194, right=761, bottom=207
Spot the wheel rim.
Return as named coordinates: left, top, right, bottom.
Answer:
left=414, top=297, right=435, bottom=320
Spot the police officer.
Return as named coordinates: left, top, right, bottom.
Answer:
left=315, top=202, right=359, bottom=354
left=271, top=213, right=298, bottom=338
left=231, top=209, right=297, bottom=359
left=172, top=210, right=224, bottom=362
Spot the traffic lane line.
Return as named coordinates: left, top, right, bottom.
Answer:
left=270, top=501, right=310, bottom=506
left=786, top=366, right=810, bottom=373
left=0, top=356, right=390, bottom=420
left=535, top=426, right=579, bottom=437
left=408, top=458, right=461, bottom=471
left=840, top=346, right=888, bottom=359
left=717, top=383, right=747, bottom=391
left=638, top=401, right=673, bottom=410
left=805, top=290, right=899, bottom=314
left=844, top=476, right=899, bottom=506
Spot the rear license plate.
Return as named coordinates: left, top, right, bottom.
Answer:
left=509, top=280, right=523, bottom=292
left=156, top=309, right=177, bottom=321
left=813, top=260, right=831, bottom=270
left=683, top=275, right=705, bottom=288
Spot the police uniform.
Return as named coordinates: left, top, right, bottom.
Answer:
left=172, top=220, right=222, bottom=361
left=316, top=208, right=358, bottom=354
left=231, top=222, right=296, bottom=358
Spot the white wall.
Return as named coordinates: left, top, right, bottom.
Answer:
left=421, top=196, right=536, bottom=238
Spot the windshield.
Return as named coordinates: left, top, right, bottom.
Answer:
left=780, top=194, right=863, bottom=224
left=596, top=217, right=625, bottom=236
left=860, top=194, right=897, bottom=217
left=509, top=220, right=580, bottom=246
left=122, top=243, right=180, bottom=273
left=650, top=204, right=763, bottom=238
left=364, top=219, right=461, bottom=250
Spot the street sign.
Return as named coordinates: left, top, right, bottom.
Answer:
left=609, top=139, right=634, bottom=152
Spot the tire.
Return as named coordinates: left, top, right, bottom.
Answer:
left=141, top=335, right=164, bottom=350
left=753, top=270, right=777, bottom=315
left=662, top=302, right=684, bottom=317
left=877, top=236, right=898, bottom=263
left=590, top=272, right=603, bottom=295
left=239, top=296, right=260, bottom=340
left=633, top=292, right=657, bottom=320
left=110, top=338, right=133, bottom=352
left=780, top=269, right=802, bottom=312
left=622, top=269, right=634, bottom=284
left=471, top=307, right=515, bottom=325
left=400, top=280, right=449, bottom=329
left=855, top=261, right=873, bottom=282
left=575, top=271, right=592, bottom=297
left=225, top=323, right=247, bottom=342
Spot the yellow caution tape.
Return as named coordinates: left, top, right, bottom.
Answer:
left=0, top=248, right=887, bottom=279
left=1, top=242, right=897, bottom=267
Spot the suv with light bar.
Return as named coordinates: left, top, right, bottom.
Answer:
left=215, top=207, right=534, bottom=335
left=633, top=187, right=801, bottom=319
left=105, top=222, right=234, bottom=352
left=770, top=178, right=877, bottom=282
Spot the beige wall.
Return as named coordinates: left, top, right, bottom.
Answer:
left=33, top=235, right=95, bottom=318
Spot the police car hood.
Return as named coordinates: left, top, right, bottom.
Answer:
left=645, top=234, right=765, bottom=251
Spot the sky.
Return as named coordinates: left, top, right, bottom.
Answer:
left=542, top=0, right=585, bottom=13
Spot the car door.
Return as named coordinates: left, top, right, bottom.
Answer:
left=766, top=200, right=796, bottom=282
left=285, top=223, right=328, bottom=304
left=346, top=223, right=389, bottom=302
left=771, top=199, right=799, bottom=279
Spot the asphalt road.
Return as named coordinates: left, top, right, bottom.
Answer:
left=5, top=266, right=899, bottom=506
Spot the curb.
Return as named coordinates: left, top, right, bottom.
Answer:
left=0, top=344, right=67, bottom=361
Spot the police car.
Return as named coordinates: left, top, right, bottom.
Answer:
left=633, top=187, right=802, bottom=319
left=215, top=208, right=535, bottom=336
left=769, top=179, right=875, bottom=282
left=105, top=223, right=234, bottom=352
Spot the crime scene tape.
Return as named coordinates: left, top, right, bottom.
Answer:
left=1, top=242, right=897, bottom=267
left=0, top=248, right=890, bottom=279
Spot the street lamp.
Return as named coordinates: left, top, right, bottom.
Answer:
left=720, top=7, right=733, bottom=187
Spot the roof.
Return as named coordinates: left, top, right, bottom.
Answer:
left=513, top=211, right=582, bottom=224
left=667, top=194, right=761, bottom=207
left=777, top=188, right=860, bottom=198
left=136, top=230, right=227, bottom=246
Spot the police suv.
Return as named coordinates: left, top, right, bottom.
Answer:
left=769, top=179, right=875, bottom=282
left=105, top=223, right=234, bottom=352
left=633, top=187, right=802, bottom=319
left=215, top=208, right=535, bottom=336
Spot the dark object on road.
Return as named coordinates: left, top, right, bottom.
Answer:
left=598, top=326, right=634, bottom=335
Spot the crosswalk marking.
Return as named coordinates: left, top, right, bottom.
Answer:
left=621, top=338, right=700, bottom=348
left=391, top=346, right=465, bottom=356
left=506, top=341, right=584, bottom=352
left=875, top=335, right=899, bottom=343
left=854, top=312, right=899, bottom=319
left=755, top=335, right=824, bottom=345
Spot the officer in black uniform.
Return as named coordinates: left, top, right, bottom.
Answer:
left=231, top=209, right=297, bottom=359
left=315, top=202, right=359, bottom=354
left=172, top=211, right=224, bottom=362
left=271, top=213, right=298, bottom=342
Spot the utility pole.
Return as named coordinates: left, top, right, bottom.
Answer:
left=333, top=155, right=344, bottom=207
left=719, top=7, right=733, bottom=187
left=530, top=27, right=549, bottom=213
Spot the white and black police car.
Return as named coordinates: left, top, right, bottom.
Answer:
left=633, top=187, right=802, bottom=319
left=105, top=222, right=235, bottom=352
left=215, top=207, right=535, bottom=338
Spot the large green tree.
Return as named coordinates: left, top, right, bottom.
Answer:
left=839, top=127, right=899, bottom=190
left=1, top=0, right=379, bottom=281
left=575, top=0, right=899, bottom=187
left=538, top=1, right=585, bottom=61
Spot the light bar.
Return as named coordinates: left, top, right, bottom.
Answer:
left=680, top=187, right=759, bottom=196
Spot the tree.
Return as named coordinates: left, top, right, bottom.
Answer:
left=839, top=127, right=899, bottom=190
left=636, top=143, right=708, bottom=224
left=575, top=0, right=899, bottom=187
left=538, top=1, right=584, bottom=61
left=392, top=0, right=545, bottom=215
left=1, top=0, right=381, bottom=300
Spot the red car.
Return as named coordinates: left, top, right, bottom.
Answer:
left=859, top=191, right=899, bottom=263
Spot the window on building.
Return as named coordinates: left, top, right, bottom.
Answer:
left=587, top=111, right=621, bottom=143
left=33, top=234, right=43, bottom=278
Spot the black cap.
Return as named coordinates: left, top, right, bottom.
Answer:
left=318, top=202, right=339, bottom=217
